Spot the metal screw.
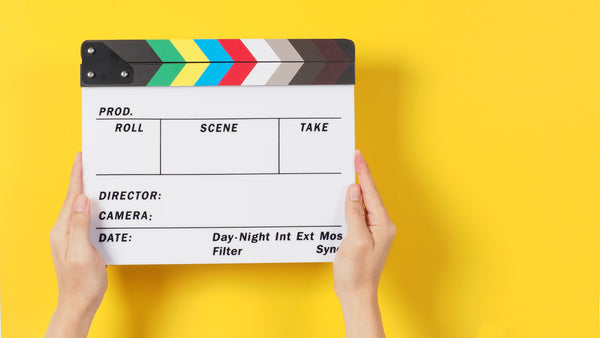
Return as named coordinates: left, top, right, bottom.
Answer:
left=121, top=71, right=129, bottom=78
left=87, top=47, right=95, bottom=54
left=87, top=71, right=95, bottom=78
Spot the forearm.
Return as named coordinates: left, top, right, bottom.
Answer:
left=339, top=290, right=385, bottom=338
left=45, top=306, right=95, bottom=338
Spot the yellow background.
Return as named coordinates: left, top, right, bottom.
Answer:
left=0, top=0, right=598, bottom=337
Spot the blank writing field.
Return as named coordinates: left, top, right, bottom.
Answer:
left=161, top=119, right=278, bottom=174
left=280, top=119, right=344, bottom=173
left=91, top=120, right=160, bottom=175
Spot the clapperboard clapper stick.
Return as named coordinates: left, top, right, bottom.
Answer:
left=81, top=39, right=355, bottom=265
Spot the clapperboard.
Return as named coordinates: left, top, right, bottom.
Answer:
left=81, top=39, right=355, bottom=264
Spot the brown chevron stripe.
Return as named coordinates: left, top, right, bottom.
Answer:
left=313, top=39, right=351, bottom=61
left=289, top=39, right=326, bottom=62
left=103, top=40, right=161, bottom=63
left=314, top=62, right=351, bottom=84
left=266, top=39, right=303, bottom=61
left=336, top=62, right=355, bottom=84
left=335, top=39, right=355, bottom=61
left=266, top=63, right=303, bottom=85
left=289, top=62, right=326, bottom=85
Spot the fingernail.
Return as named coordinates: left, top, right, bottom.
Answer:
left=349, top=184, right=361, bottom=201
left=74, top=195, right=88, bottom=212
left=357, top=149, right=367, bottom=164
left=355, top=149, right=366, bottom=167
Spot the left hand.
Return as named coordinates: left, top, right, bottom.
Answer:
left=46, top=152, right=107, bottom=338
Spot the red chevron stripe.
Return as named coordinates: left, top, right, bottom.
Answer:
left=219, top=62, right=256, bottom=85
left=218, top=39, right=256, bottom=62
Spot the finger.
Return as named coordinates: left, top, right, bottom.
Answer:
left=55, top=152, right=83, bottom=233
left=355, top=150, right=389, bottom=226
left=68, top=194, right=92, bottom=252
left=65, top=152, right=84, bottom=206
left=344, top=183, right=372, bottom=242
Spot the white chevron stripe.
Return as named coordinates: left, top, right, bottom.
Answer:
left=241, top=39, right=280, bottom=62
left=242, top=62, right=280, bottom=85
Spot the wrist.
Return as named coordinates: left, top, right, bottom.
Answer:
left=48, top=304, right=96, bottom=338
left=336, top=284, right=378, bottom=306
left=338, top=288, right=379, bottom=311
left=337, top=288, right=385, bottom=338
left=57, top=291, right=103, bottom=320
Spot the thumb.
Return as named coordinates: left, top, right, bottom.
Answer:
left=69, top=194, right=91, bottom=251
left=344, top=184, right=372, bottom=241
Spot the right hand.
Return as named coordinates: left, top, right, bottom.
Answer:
left=333, top=150, right=396, bottom=338
left=334, top=150, right=396, bottom=300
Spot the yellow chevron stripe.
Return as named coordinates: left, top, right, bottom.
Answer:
left=171, top=39, right=209, bottom=62
left=171, top=63, right=209, bottom=86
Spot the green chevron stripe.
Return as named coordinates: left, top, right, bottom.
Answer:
left=147, top=40, right=185, bottom=62
left=146, top=63, right=186, bottom=86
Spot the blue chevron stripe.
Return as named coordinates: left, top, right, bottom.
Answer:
left=194, top=63, right=233, bottom=85
left=193, top=39, right=232, bottom=62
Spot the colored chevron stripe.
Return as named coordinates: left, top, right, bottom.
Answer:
left=195, top=63, right=232, bottom=86
left=147, top=63, right=185, bottom=86
left=171, top=39, right=208, bottom=62
left=194, top=39, right=233, bottom=62
left=220, top=63, right=256, bottom=85
left=81, top=39, right=355, bottom=86
left=171, top=63, right=208, bottom=86
left=147, top=40, right=185, bottom=62
left=219, top=39, right=256, bottom=62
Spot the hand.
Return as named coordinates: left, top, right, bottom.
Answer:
left=333, top=150, right=396, bottom=338
left=46, top=153, right=107, bottom=338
